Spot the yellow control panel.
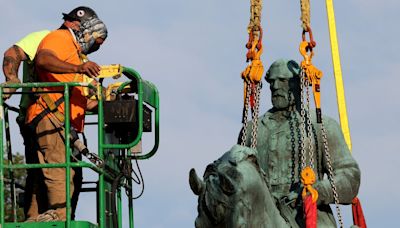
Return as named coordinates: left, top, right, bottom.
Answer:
left=98, top=64, right=122, bottom=79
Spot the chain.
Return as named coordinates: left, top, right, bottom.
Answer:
left=240, top=82, right=252, bottom=146
left=299, top=71, right=307, bottom=171
left=250, top=82, right=262, bottom=149
left=305, top=80, right=315, bottom=169
left=320, top=122, right=344, bottom=227
left=288, top=92, right=297, bottom=184
left=301, top=64, right=343, bottom=226
left=241, top=0, right=263, bottom=148
left=241, top=81, right=262, bottom=149
left=295, top=110, right=303, bottom=181
left=289, top=114, right=296, bottom=183
left=300, top=69, right=316, bottom=171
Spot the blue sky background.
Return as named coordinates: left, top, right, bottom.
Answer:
left=1, top=0, right=399, bottom=227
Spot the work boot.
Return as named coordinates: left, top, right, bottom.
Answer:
left=35, top=209, right=60, bottom=222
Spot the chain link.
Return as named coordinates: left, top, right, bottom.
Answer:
left=300, top=70, right=316, bottom=170
left=240, top=82, right=252, bottom=146
left=295, top=111, right=303, bottom=182
left=250, top=82, right=262, bottom=149
left=301, top=68, right=344, bottom=227
left=320, top=122, right=344, bottom=227
left=299, top=71, right=307, bottom=171
left=305, top=80, right=315, bottom=169
left=288, top=92, right=298, bottom=184
left=240, top=81, right=262, bottom=149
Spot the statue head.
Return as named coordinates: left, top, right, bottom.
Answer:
left=265, top=59, right=301, bottom=110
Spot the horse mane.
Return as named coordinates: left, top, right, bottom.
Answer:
left=216, top=144, right=266, bottom=178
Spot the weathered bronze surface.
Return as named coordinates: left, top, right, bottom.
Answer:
left=189, top=59, right=360, bottom=227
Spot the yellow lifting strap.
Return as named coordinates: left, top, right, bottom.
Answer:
left=325, top=0, right=352, bottom=151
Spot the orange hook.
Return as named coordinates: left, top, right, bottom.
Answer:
left=301, top=167, right=319, bottom=203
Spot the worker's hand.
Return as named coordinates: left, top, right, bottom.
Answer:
left=1, top=78, right=21, bottom=100
left=78, top=61, right=101, bottom=78
left=87, top=79, right=99, bottom=98
left=2, top=88, right=17, bottom=100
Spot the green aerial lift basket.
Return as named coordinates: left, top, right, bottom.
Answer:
left=0, top=66, right=160, bottom=228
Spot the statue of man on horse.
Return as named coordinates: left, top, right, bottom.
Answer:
left=189, top=59, right=361, bottom=227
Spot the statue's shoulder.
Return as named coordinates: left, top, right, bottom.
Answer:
left=309, top=112, right=338, bottom=126
left=311, top=114, right=343, bottom=137
left=321, top=115, right=340, bottom=128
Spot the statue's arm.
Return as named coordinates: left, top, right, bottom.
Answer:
left=314, top=117, right=361, bottom=205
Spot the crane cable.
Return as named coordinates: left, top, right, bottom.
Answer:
left=240, top=0, right=264, bottom=149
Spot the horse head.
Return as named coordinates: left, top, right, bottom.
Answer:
left=189, top=145, right=269, bottom=228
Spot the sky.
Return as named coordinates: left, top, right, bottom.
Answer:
left=1, top=0, right=399, bottom=227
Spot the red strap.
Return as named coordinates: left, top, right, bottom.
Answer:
left=352, top=197, right=367, bottom=228
left=303, top=195, right=317, bottom=228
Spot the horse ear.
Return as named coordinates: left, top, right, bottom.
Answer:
left=189, top=168, right=205, bottom=195
left=219, top=173, right=236, bottom=195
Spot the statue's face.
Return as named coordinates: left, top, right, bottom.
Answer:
left=266, top=74, right=294, bottom=110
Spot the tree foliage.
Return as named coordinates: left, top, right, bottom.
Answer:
left=3, top=153, right=26, bottom=222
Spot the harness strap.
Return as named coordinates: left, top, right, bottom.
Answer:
left=29, top=95, right=65, bottom=127
left=27, top=38, right=85, bottom=128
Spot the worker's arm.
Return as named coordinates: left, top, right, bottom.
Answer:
left=35, top=49, right=101, bottom=78
left=2, top=45, right=27, bottom=82
left=2, top=45, right=27, bottom=99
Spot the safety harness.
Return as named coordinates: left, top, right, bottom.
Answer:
left=28, top=53, right=104, bottom=167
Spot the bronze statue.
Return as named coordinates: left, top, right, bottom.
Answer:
left=189, top=59, right=361, bottom=227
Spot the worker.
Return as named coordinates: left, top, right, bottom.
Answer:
left=2, top=30, right=51, bottom=221
left=23, top=6, right=107, bottom=222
